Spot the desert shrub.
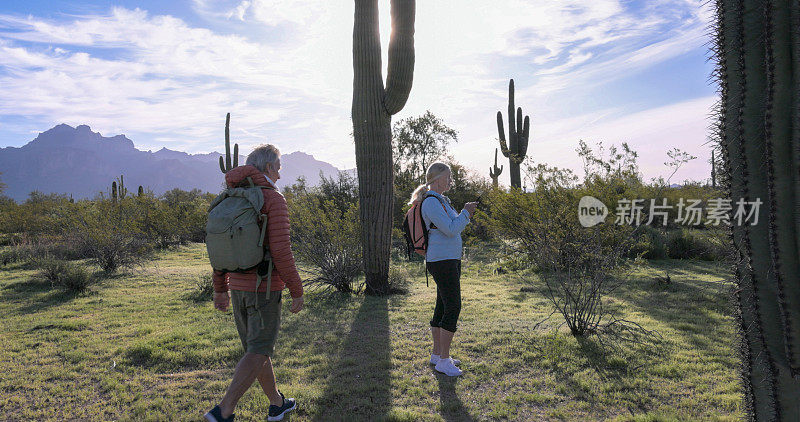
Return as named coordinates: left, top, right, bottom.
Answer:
left=73, top=198, right=153, bottom=273
left=317, top=171, right=359, bottom=216
left=666, top=229, right=695, bottom=259
left=387, top=266, right=411, bottom=294
left=36, top=257, right=94, bottom=293
left=159, top=188, right=210, bottom=244
left=0, top=235, right=87, bottom=264
left=0, top=248, right=22, bottom=266
left=0, top=232, right=21, bottom=247
left=628, top=225, right=667, bottom=260
left=5, top=192, right=77, bottom=238
left=480, top=164, right=645, bottom=337
left=2, top=186, right=213, bottom=270
left=663, top=228, right=731, bottom=261
left=288, top=193, right=363, bottom=294
left=187, top=273, right=214, bottom=302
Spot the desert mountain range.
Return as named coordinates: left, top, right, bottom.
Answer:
left=0, top=124, right=348, bottom=201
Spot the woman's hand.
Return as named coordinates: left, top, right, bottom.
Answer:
left=464, top=202, right=478, bottom=217
left=213, top=291, right=230, bottom=312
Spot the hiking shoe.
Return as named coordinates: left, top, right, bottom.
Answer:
left=430, top=354, right=461, bottom=366
left=268, top=391, right=297, bottom=421
left=204, top=405, right=234, bottom=422
left=434, top=357, right=463, bottom=376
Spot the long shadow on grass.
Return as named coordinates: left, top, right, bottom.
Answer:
left=312, top=295, right=391, bottom=421
left=608, top=264, right=736, bottom=340
left=1, top=278, right=79, bottom=315
left=432, top=370, right=475, bottom=422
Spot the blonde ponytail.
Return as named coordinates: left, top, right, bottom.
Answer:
left=407, top=162, right=451, bottom=205
left=408, top=183, right=430, bottom=205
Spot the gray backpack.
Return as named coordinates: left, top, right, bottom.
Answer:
left=206, top=177, right=275, bottom=294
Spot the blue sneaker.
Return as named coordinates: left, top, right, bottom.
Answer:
left=205, top=405, right=234, bottom=422
left=268, top=391, right=297, bottom=421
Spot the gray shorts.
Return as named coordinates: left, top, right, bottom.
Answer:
left=230, top=289, right=282, bottom=357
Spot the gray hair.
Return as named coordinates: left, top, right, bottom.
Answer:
left=246, top=144, right=281, bottom=172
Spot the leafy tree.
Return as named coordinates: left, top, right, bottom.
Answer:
left=317, top=171, right=359, bottom=216
left=392, top=110, right=458, bottom=182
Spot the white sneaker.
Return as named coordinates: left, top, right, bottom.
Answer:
left=434, top=357, right=463, bottom=376
left=430, top=354, right=461, bottom=366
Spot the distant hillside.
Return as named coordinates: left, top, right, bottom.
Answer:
left=0, top=124, right=347, bottom=201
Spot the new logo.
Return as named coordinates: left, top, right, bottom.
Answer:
left=578, top=196, right=608, bottom=227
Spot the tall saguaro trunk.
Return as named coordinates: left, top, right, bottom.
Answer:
left=714, top=0, right=800, bottom=419
left=352, top=0, right=415, bottom=295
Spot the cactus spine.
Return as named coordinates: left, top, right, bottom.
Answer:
left=711, top=150, right=717, bottom=188
left=713, top=0, right=800, bottom=419
left=219, top=113, right=239, bottom=174
left=352, top=0, right=415, bottom=295
left=496, top=79, right=530, bottom=189
left=489, top=148, right=503, bottom=188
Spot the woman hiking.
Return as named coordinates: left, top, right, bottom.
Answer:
left=409, top=162, right=478, bottom=377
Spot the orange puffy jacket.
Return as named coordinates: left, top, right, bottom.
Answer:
left=211, top=165, right=303, bottom=299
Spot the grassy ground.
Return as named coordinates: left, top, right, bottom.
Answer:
left=0, top=243, right=744, bottom=421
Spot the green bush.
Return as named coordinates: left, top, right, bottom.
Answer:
left=0, top=188, right=213, bottom=265
left=0, top=248, right=22, bottom=266
left=35, top=258, right=94, bottom=293
left=288, top=193, right=363, bottom=294
left=664, top=228, right=731, bottom=261
left=387, top=266, right=411, bottom=294
left=187, top=273, right=214, bottom=302
left=666, top=229, right=694, bottom=259
left=479, top=164, right=641, bottom=336
left=74, top=199, right=153, bottom=273
left=628, top=225, right=667, bottom=260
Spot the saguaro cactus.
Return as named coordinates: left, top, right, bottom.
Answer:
left=352, top=0, right=415, bottom=295
left=219, top=113, right=239, bottom=174
left=713, top=0, right=800, bottom=419
left=111, top=175, right=127, bottom=202
left=489, top=148, right=503, bottom=188
left=138, top=186, right=144, bottom=197
left=117, top=175, right=127, bottom=199
left=496, top=79, right=530, bottom=189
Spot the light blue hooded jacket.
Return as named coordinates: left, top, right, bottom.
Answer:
left=421, top=190, right=470, bottom=262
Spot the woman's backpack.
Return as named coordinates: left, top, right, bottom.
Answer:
left=402, top=194, right=447, bottom=259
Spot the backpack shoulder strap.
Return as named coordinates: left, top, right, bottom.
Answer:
left=422, top=193, right=448, bottom=215
left=422, top=193, right=448, bottom=230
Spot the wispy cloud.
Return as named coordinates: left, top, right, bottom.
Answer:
left=0, top=0, right=715, bottom=181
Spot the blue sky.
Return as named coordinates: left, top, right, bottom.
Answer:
left=0, top=0, right=717, bottom=184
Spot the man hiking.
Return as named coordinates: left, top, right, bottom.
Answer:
left=205, top=144, right=304, bottom=422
